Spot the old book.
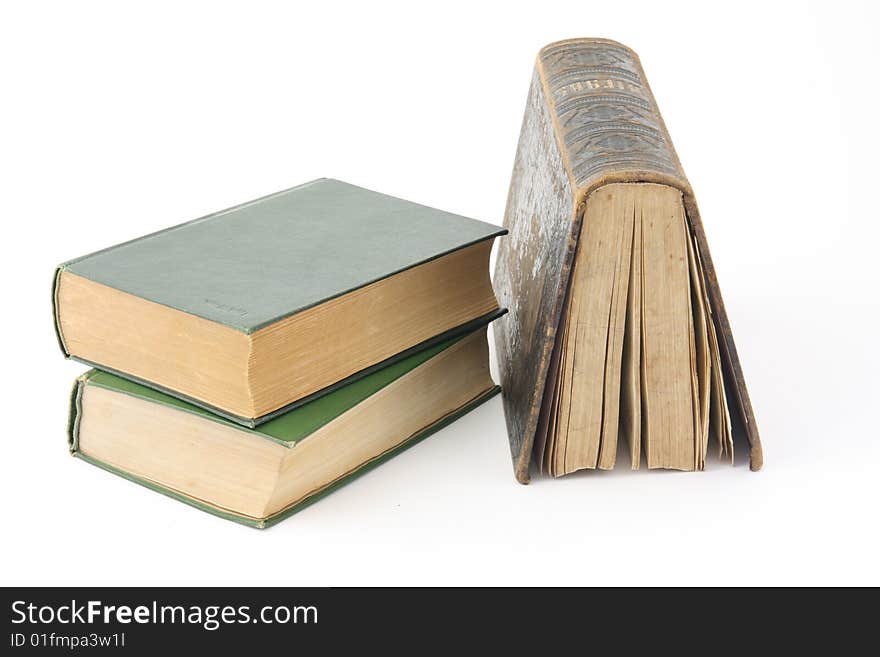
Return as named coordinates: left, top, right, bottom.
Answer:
left=68, top=328, right=499, bottom=528
left=54, top=178, right=505, bottom=426
left=494, top=38, right=762, bottom=482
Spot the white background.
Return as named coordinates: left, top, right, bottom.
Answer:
left=1, top=0, right=877, bottom=586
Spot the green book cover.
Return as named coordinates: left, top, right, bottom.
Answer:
left=54, top=178, right=505, bottom=334
left=69, top=331, right=500, bottom=529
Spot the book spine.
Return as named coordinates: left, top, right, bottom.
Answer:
left=67, top=371, right=94, bottom=453
left=52, top=266, right=70, bottom=357
left=536, top=38, right=691, bottom=200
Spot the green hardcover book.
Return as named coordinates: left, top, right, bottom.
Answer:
left=54, top=178, right=506, bottom=426
left=68, top=328, right=499, bottom=528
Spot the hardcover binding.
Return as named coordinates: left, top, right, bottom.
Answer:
left=67, top=375, right=501, bottom=529
left=493, top=38, right=762, bottom=482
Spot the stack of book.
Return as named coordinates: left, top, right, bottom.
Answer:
left=54, top=179, right=506, bottom=527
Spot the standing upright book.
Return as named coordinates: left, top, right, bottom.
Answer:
left=493, top=38, right=762, bottom=482
left=54, top=178, right=506, bottom=426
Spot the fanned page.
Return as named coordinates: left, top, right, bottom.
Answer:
left=534, top=183, right=733, bottom=474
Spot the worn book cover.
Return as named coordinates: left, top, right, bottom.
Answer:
left=54, top=178, right=506, bottom=426
left=493, top=38, right=762, bottom=482
left=69, top=329, right=500, bottom=528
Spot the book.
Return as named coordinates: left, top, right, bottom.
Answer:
left=493, top=38, right=762, bottom=482
left=54, top=178, right=505, bottom=426
left=68, top=327, right=499, bottom=528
